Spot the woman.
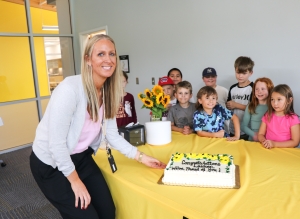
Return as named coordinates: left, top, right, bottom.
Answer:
left=30, top=34, right=166, bottom=219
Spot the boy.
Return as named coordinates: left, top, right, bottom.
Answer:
left=226, top=56, right=254, bottom=140
left=167, top=81, right=196, bottom=135
left=202, top=67, right=230, bottom=134
left=202, top=67, right=228, bottom=108
left=158, top=76, right=177, bottom=108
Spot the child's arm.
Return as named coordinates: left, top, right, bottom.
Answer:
left=241, top=106, right=256, bottom=140
left=227, top=114, right=240, bottom=141
left=258, top=122, right=274, bottom=149
left=196, top=130, right=224, bottom=138
left=226, top=101, right=247, bottom=111
left=171, top=122, right=184, bottom=133
left=270, top=124, right=300, bottom=148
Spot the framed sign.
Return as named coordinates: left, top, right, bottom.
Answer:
left=119, top=55, right=130, bottom=73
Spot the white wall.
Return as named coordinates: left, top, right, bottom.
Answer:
left=72, top=0, right=300, bottom=125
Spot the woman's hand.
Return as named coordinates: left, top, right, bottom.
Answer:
left=135, top=151, right=166, bottom=169
left=67, top=171, right=91, bottom=209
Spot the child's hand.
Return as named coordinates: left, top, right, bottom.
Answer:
left=252, top=132, right=259, bottom=142
left=215, top=130, right=225, bottom=138
left=166, top=104, right=172, bottom=110
left=227, top=136, right=239, bottom=141
left=182, top=126, right=192, bottom=135
left=262, top=140, right=274, bottom=149
left=226, top=101, right=235, bottom=110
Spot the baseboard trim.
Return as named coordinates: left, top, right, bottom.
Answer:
left=0, top=143, right=32, bottom=154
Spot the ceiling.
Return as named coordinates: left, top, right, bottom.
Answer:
left=2, top=0, right=57, bottom=12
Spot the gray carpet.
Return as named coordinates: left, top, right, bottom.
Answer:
left=0, top=147, right=62, bottom=219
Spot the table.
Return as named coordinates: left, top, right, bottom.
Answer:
left=93, top=132, right=300, bottom=219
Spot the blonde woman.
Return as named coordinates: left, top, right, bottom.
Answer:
left=30, top=34, right=166, bottom=219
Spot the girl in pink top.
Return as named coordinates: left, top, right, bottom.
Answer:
left=258, top=84, right=300, bottom=149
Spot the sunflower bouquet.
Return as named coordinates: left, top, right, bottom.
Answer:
left=137, top=85, right=170, bottom=119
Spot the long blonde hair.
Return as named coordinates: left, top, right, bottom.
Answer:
left=81, top=34, right=123, bottom=121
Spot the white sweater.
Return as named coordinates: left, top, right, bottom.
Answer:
left=32, top=75, right=137, bottom=177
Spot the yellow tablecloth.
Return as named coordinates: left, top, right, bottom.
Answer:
left=93, top=132, right=300, bottom=219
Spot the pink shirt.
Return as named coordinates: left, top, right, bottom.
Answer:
left=72, top=105, right=103, bottom=154
left=262, top=113, right=299, bottom=142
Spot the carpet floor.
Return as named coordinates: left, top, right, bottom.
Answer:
left=0, top=147, right=62, bottom=219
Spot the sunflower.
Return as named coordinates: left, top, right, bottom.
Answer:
left=142, top=98, right=153, bottom=108
left=137, top=93, right=144, bottom=101
left=162, top=95, right=171, bottom=108
left=144, top=89, right=153, bottom=98
left=156, top=93, right=164, bottom=105
left=152, top=85, right=163, bottom=96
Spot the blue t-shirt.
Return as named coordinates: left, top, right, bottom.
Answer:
left=193, top=104, right=233, bottom=136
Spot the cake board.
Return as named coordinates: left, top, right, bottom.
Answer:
left=157, top=165, right=240, bottom=189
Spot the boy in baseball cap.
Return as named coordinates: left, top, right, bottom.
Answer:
left=158, top=76, right=177, bottom=109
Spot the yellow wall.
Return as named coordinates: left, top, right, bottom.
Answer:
left=0, top=37, right=36, bottom=102
left=0, top=101, right=39, bottom=150
left=0, top=1, right=57, bottom=150
left=34, top=37, right=51, bottom=96
left=0, top=1, right=27, bottom=33
left=0, top=1, right=58, bottom=102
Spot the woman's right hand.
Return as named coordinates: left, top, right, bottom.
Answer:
left=67, top=170, right=91, bottom=209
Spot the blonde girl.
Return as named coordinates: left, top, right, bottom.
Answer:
left=258, top=84, right=300, bottom=149
left=241, top=78, right=274, bottom=141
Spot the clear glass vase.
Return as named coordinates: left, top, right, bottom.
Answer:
left=150, top=114, right=161, bottom=122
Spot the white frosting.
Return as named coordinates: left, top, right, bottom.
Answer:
left=162, top=153, right=236, bottom=188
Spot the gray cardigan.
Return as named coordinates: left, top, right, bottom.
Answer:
left=32, top=75, right=137, bottom=177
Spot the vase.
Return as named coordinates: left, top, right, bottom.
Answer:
left=150, top=114, right=161, bottom=122
left=145, top=120, right=171, bottom=146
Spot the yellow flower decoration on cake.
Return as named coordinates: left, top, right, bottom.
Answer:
left=186, top=153, right=200, bottom=159
left=199, top=153, right=209, bottom=159
left=173, top=153, right=184, bottom=162
left=219, top=156, right=230, bottom=165
left=207, top=154, right=218, bottom=160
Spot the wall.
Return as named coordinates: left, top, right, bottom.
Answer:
left=72, top=0, right=300, bottom=125
left=0, top=1, right=58, bottom=150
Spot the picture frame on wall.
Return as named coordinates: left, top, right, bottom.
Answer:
left=119, top=55, right=130, bottom=73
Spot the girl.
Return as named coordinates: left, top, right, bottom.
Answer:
left=167, top=67, right=196, bottom=103
left=116, top=71, right=137, bottom=127
left=241, top=78, right=274, bottom=141
left=193, top=86, right=240, bottom=141
left=258, top=84, right=300, bottom=149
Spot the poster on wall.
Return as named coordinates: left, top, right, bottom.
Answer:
left=119, top=55, right=130, bottom=73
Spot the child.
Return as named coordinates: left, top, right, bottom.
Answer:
left=167, top=81, right=196, bottom=135
left=193, top=86, right=240, bottom=141
left=258, top=84, right=300, bottom=149
left=202, top=67, right=228, bottom=107
left=241, top=78, right=274, bottom=141
left=226, top=56, right=254, bottom=140
left=168, top=68, right=196, bottom=103
left=116, top=72, right=137, bottom=127
left=202, top=67, right=229, bottom=134
left=158, top=76, right=177, bottom=108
